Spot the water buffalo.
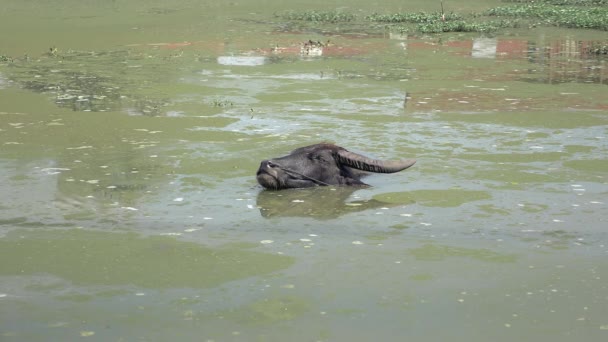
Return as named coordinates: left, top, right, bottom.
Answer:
left=256, top=143, right=416, bottom=190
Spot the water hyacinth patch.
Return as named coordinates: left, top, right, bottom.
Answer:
left=366, top=11, right=464, bottom=23
left=279, top=2, right=608, bottom=34
left=412, top=19, right=521, bottom=34
left=486, top=4, right=608, bottom=30
left=500, top=0, right=608, bottom=5
left=279, top=10, right=356, bottom=23
left=367, top=11, right=521, bottom=34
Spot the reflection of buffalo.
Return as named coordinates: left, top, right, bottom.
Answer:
left=256, top=143, right=416, bottom=190
left=256, top=186, right=412, bottom=219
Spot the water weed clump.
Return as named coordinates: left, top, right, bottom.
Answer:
left=415, top=19, right=521, bottom=34
left=367, top=11, right=520, bottom=34
left=487, top=4, right=608, bottom=30
left=209, top=98, right=234, bottom=108
left=501, top=0, right=608, bottom=5
left=280, top=2, right=608, bottom=35
left=280, top=10, right=356, bottom=23
left=366, top=11, right=463, bottom=24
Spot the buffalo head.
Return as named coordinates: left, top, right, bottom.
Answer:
left=256, top=143, right=416, bottom=190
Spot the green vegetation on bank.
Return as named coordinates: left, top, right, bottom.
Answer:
left=366, top=12, right=521, bottom=33
left=486, top=4, right=608, bottom=30
left=278, top=0, right=608, bottom=34
left=501, top=0, right=608, bottom=5
left=365, top=12, right=464, bottom=23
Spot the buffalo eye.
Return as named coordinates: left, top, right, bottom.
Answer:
left=314, top=155, right=327, bottom=163
left=307, top=153, right=327, bottom=163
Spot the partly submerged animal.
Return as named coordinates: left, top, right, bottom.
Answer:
left=256, top=143, right=416, bottom=190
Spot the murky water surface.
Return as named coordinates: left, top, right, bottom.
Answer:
left=1, top=1, right=607, bottom=341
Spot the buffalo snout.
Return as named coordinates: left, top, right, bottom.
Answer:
left=257, top=160, right=277, bottom=174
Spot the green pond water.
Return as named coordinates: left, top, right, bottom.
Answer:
left=1, top=0, right=607, bottom=341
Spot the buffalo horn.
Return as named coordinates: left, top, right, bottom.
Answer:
left=336, top=149, right=416, bottom=173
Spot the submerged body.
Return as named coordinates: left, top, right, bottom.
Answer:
left=256, top=143, right=416, bottom=190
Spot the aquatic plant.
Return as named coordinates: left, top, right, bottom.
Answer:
left=366, top=11, right=463, bottom=23
left=280, top=10, right=356, bottom=23
left=281, top=2, right=608, bottom=35
left=416, top=19, right=521, bottom=33
left=501, top=0, right=608, bottom=5
left=368, top=11, right=521, bottom=34
left=0, top=54, right=13, bottom=62
left=487, top=4, right=608, bottom=30
left=210, top=98, right=234, bottom=107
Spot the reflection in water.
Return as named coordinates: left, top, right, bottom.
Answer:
left=217, top=56, right=267, bottom=66
left=398, top=34, right=607, bottom=84
left=2, top=35, right=605, bottom=119
left=466, top=37, right=607, bottom=84
left=526, top=38, right=608, bottom=85
left=256, top=187, right=410, bottom=219
left=472, top=37, right=497, bottom=59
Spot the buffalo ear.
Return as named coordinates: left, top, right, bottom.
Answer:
left=335, top=149, right=416, bottom=173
